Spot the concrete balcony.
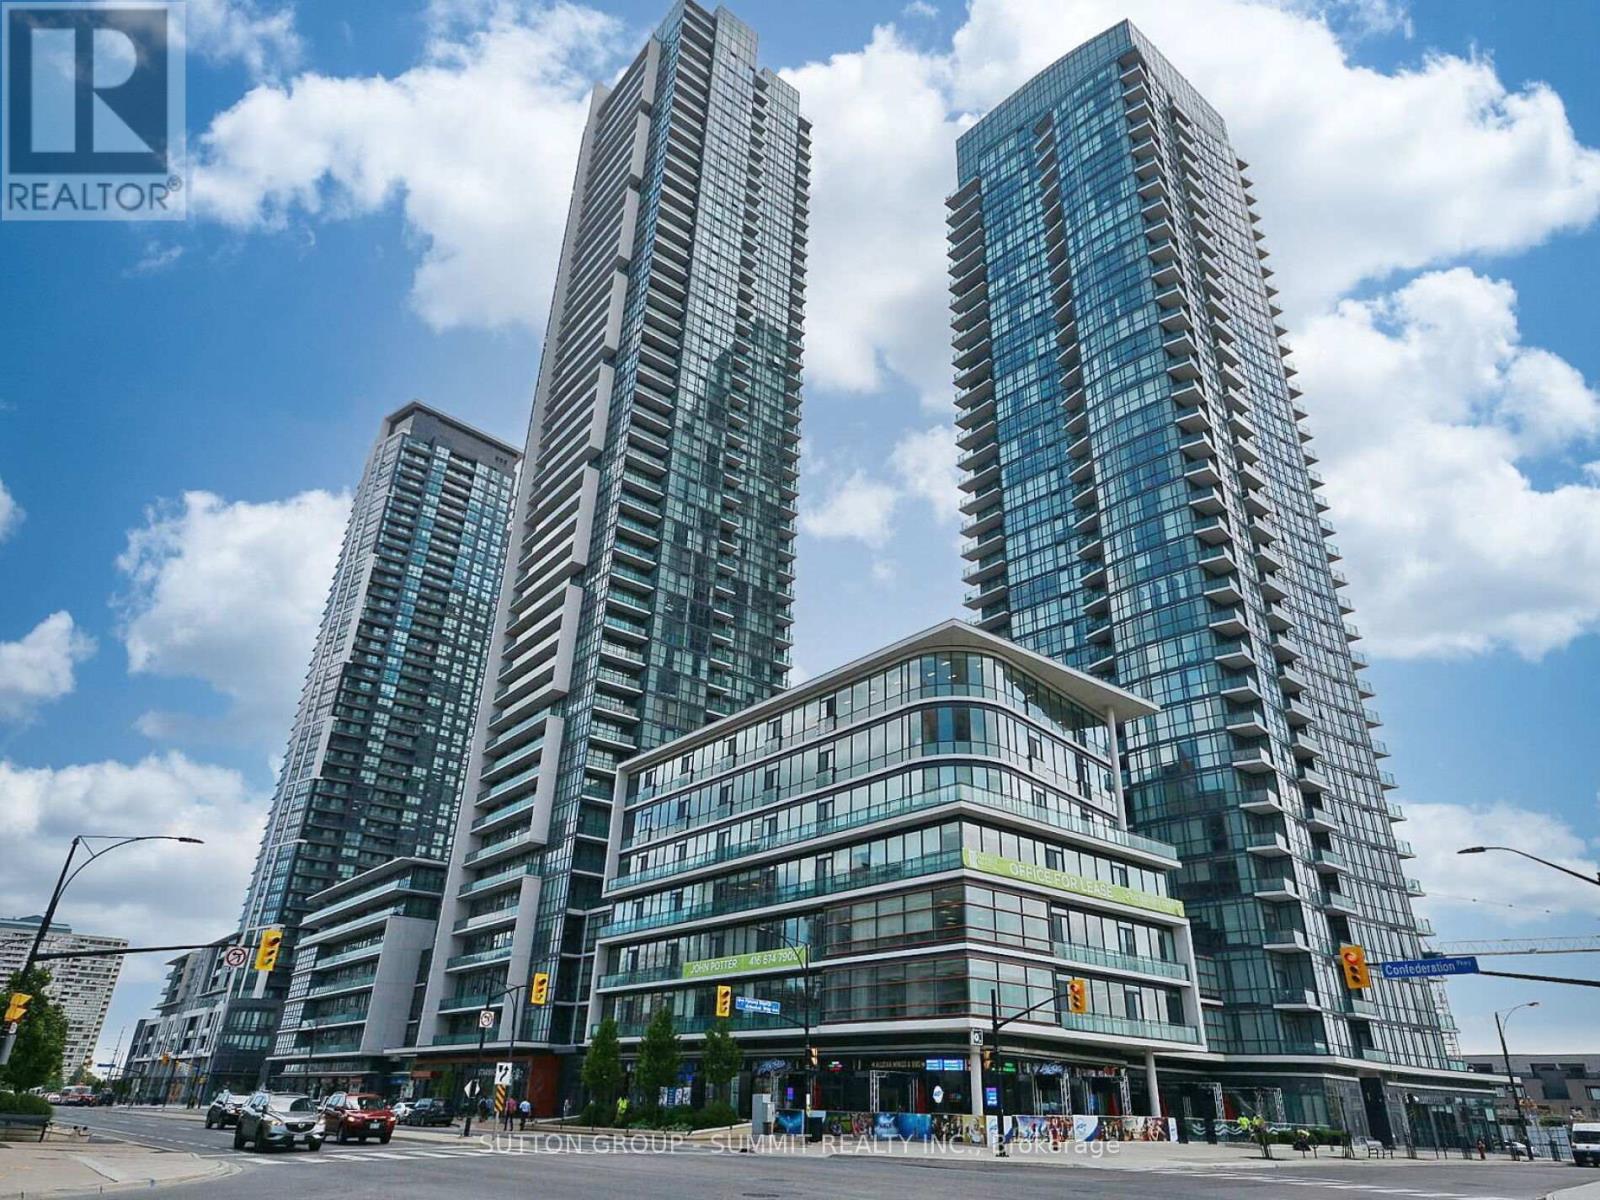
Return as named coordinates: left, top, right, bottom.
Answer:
left=1247, top=831, right=1292, bottom=857
left=1253, top=876, right=1298, bottom=901
left=1273, top=987, right=1322, bottom=1012
left=1232, top=747, right=1275, bottom=774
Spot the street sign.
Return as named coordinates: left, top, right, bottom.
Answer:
left=1377, top=955, right=1479, bottom=979
left=477, top=1009, right=496, bottom=1029
left=735, top=996, right=781, bottom=1016
left=969, top=1029, right=985, bottom=1047
left=494, top=1061, right=513, bottom=1086
left=464, top=1080, right=481, bottom=1098
left=221, top=945, right=249, bottom=969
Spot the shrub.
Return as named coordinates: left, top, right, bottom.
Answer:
left=0, top=1092, right=53, bottom=1117
left=579, top=1100, right=616, bottom=1127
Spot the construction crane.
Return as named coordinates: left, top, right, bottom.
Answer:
left=1429, top=936, right=1600, bottom=957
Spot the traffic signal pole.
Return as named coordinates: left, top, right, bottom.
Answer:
left=985, top=982, right=1088, bottom=1157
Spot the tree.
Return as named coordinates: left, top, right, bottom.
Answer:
left=700, top=1019, right=742, bottom=1105
left=1, top=966, right=69, bottom=1093
left=634, top=1007, right=681, bottom=1108
left=582, top=1017, right=622, bottom=1108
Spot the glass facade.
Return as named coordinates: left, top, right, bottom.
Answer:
left=237, top=402, right=518, bottom=973
left=951, top=21, right=1482, bottom=1132
left=589, top=625, right=1205, bottom=1114
left=417, top=0, right=809, bottom=1074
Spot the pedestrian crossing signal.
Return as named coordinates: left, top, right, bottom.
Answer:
left=1340, top=944, right=1371, bottom=990
left=253, top=928, right=283, bottom=973
left=715, top=985, right=732, bottom=1018
left=530, top=972, right=550, bottom=1006
left=3, top=992, right=30, bottom=1023
left=1066, top=977, right=1089, bottom=1014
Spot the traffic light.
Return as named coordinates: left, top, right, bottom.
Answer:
left=808, top=1046, right=818, bottom=1069
left=1339, top=944, right=1371, bottom=990
left=715, top=985, right=732, bottom=1018
left=530, top=972, right=550, bottom=1006
left=3, top=992, right=30, bottom=1023
left=981, top=1046, right=993, bottom=1070
left=1066, top=977, right=1089, bottom=1014
left=253, top=927, right=284, bottom=972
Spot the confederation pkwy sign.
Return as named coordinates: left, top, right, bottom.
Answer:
left=681, top=946, right=807, bottom=980
left=961, top=849, right=1186, bottom=917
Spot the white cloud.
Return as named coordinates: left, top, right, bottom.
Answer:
left=124, top=241, right=185, bottom=278
left=115, top=490, right=349, bottom=748
left=0, top=612, right=96, bottom=721
left=0, top=476, right=20, bottom=542
left=800, top=425, right=961, bottom=549
left=0, top=753, right=264, bottom=990
left=193, top=3, right=625, bottom=331
left=799, top=471, right=900, bottom=548
left=1296, top=269, right=1600, bottom=658
left=901, top=1, right=939, bottom=21
left=1407, top=798, right=1600, bottom=923
left=185, top=0, right=302, bottom=78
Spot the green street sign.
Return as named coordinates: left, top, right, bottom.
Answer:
left=961, top=848, right=1185, bottom=917
left=681, top=946, right=807, bottom=979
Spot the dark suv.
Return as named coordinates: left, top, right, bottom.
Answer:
left=204, top=1090, right=245, bottom=1129
left=233, top=1092, right=324, bottom=1152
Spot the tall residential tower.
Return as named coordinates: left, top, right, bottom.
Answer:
left=411, top=0, right=807, bottom=1107
left=949, top=22, right=1487, bottom=1141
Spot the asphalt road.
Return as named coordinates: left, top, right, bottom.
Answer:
left=56, top=1106, right=1590, bottom=1200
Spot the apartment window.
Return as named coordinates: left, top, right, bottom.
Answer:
left=1028, top=735, right=1042, bottom=760
left=719, top=784, right=733, bottom=809
left=767, top=719, right=782, bottom=741
left=723, top=737, right=737, bottom=760
left=764, top=768, right=778, bottom=793
left=680, top=754, right=692, bottom=774
left=643, top=768, right=656, bottom=789
left=823, top=696, right=836, bottom=720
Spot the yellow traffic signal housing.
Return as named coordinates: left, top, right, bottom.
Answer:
left=981, top=1046, right=993, bottom=1070
left=530, top=972, right=550, bottom=1006
left=808, top=1046, right=819, bottom=1068
left=4, top=992, right=30, bottom=1023
left=715, top=985, right=732, bottom=1018
left=254, top=927, right=284, bottom=973
left=1066, top=977, right=1089, bottom=1014
left=1339, top=944, right=1371, bottom=990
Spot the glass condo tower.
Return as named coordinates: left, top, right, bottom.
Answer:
left=411, top=0, right=809, bottom=1109
left=949, top=22, right=1490, bottom=1140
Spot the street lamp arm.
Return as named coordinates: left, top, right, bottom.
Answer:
left=1459, top=845, right=1600, bottom=887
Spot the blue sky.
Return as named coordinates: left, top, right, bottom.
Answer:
left=2, top=0, right=1599, bottom=1068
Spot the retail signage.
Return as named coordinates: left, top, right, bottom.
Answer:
left=960, top=849, right=1186, bottom=916
left=925, top=1058, right=966, bottom=1072
left=681, top=946, right=807, bottom=979
left=1377, top=956, right=1479, bottom=979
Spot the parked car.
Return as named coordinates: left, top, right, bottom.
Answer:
left=232, top=1092, right=323, bottom=1152
left=390, top=1100, right=414, bottom=1122
left=204, top=1090, right=246, bottom=1129
left=401, top=1097, right=454, bottom=1126
left=319, top=1092, right=395, bottom=1144
left=97, top=1091, right=115, bottom=1107
left=45, top=1093, right=61, bottom=1104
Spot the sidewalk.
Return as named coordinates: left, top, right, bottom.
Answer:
left=0, top=1138, right=233, bottom=1198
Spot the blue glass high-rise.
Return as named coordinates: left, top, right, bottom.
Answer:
left=950, top=21, right=1492, bottom=1140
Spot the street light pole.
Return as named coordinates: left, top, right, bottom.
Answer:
left=1, top=834, right=203, bottom=1067
left=1495, top=1002, right=1539, bottom=1158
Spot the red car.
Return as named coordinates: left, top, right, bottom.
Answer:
left=318, top=1092, right=396, bottom=1144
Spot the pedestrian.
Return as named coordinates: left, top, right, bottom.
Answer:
left=1476, top=1138, right=1486, bottom=1160
left=519, top=1098, right=531, bottom=1130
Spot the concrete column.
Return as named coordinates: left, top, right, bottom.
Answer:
left=969, top=1045, right=985, bottom=1118
left=1145, top=1050, right=1160, bottom=1116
